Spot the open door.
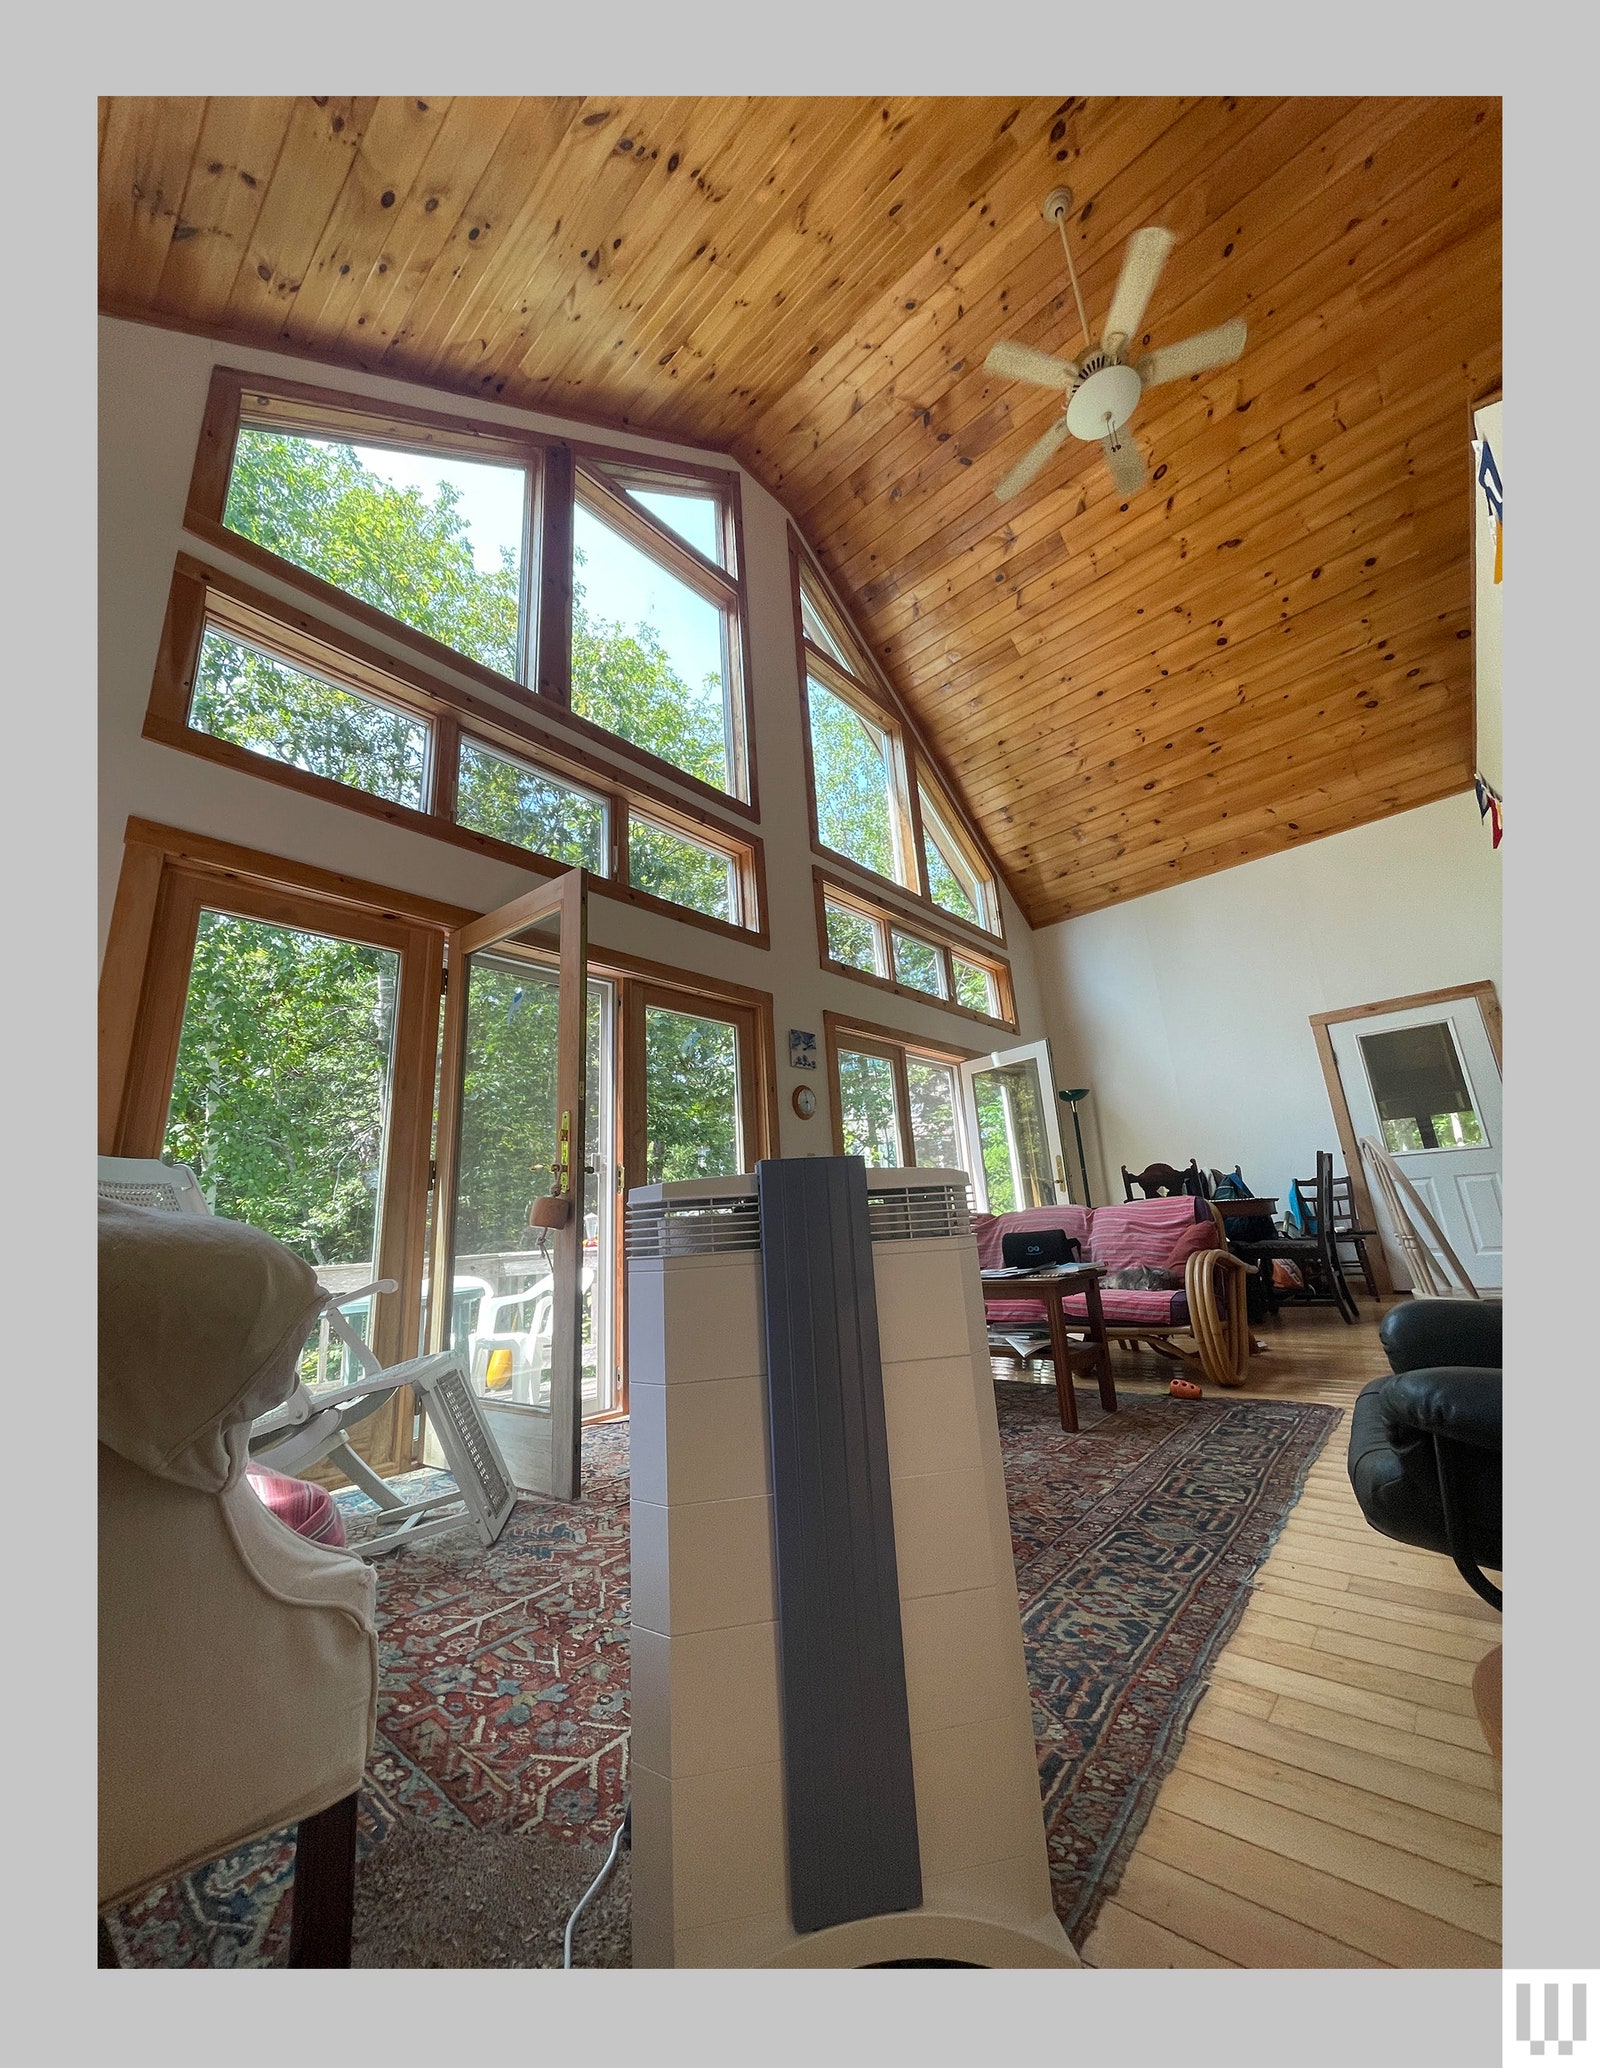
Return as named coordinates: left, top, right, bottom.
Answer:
left=430, top=870, right=588, bottom=1500
left=958, top=1037, right=1070, bottom=1212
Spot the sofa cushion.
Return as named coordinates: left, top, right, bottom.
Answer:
left=98, top=1198, right=326, bottom=1495
left=1086, top=1194, right=1217, bottom=1272
left=985, top=1288, right=1190, bottom=1329
left=972, top=1204, right=1092, bottom=1271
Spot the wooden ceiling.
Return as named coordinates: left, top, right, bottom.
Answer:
left=98, top=96, right=1501, bottom=926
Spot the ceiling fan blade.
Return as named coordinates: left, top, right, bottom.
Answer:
left=1137, top=315, right=1248, bottom=389
left=984, top=339, right=1081, bottom=389
left=1102, top=227, right=1177, bottom=351
left=994, top=417, right=1072, bottom=502
left=1101, top=429, right=1147, bottom=496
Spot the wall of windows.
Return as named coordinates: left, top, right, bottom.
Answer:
left=99, top=317, right=1054, bottom=1188
left=792, top=540, right=1002, bottom=940
left=816, top=872, right=1015, bottom=1033
left=146, top=555, right=763, bottom=943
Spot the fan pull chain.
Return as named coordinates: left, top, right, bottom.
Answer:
left=1057, top=215, right=1092, bottom=355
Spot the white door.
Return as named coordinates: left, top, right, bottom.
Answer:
left=958, top=1038, right=1069, bottom=1212
left=1327, top=994, right=1502, bottom=1291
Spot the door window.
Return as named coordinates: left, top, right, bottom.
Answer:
left=1357, top=1021, right=1488, bottom=1153
left=643, top=1005, right=742, bottom=1182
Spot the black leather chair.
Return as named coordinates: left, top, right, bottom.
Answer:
left=1348, top=1300, right=1501, bottom=1610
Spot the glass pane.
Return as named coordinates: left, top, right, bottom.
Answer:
left=571, top=503, right=734, bottom=792
left=191, top=625, right=428, bottom=807
left=807, top=677, right=902, bottom=882
left=450, top=957, right=609, bottom=1410
left=907, top=1058, right=962, bottom=1171
left=800, top=583, right=854, bottom=672
left=162, top=910, right=400, bottom=1384
left=625, top=485, right=723, bottom=565
left=837, top=1049, right=902, bottom=1167
left=628, top=816, right=736, bottom=923
left=825, top=901, right=883, bottom=975
left=953, top=957, right=998, bottom=1017
left=456, top=739, right=607, bottom=870
left=970, top=1060, right=1054, bottom=1211
left=224, top=427, right=526, bottom=678
left=644, top=1007, right=741, bottom=1183
left=1358, top=1021, right=1486, bottom=1153
left=892, top=931, right=947, bottom=997
left=924, top=840, right=978, bottom=925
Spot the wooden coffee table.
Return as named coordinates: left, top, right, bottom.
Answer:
left=980, top=1262, right=1116, bottom=1434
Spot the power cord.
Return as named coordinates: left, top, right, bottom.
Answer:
left=560, top=1802, right=630, bottom=1969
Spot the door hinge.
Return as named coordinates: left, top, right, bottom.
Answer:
left=440, top=965, right=449, bottom=995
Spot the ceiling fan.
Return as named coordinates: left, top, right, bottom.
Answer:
left=985, top=189, right=1248, bottom=502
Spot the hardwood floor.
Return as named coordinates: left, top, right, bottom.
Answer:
left=1048, top=1298, right=1503, bottom=1970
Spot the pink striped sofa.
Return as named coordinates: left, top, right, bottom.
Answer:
left=972, top=1196, right=1251, bottom=1390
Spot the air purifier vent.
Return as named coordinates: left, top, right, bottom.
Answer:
left=867, top=1182, right=971, bottom=1243
left=625, top=1194, right=762, bottom=1259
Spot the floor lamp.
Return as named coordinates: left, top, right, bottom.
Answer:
left=1058, top=1088, right=1093, bottom=1206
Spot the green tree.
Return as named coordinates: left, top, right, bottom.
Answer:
left=807, top=678, right=897, bottom=881
left=164, top=435, right=758, bottom=1292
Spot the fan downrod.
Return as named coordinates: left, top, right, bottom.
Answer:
left=1042, top=187, right=1075, bottom=224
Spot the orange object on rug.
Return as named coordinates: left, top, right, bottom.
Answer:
left=1168, top=1376, right=1203, bottom=1401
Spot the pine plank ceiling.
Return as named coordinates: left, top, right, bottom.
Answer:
left=98, top=95, right=1501, bottom=926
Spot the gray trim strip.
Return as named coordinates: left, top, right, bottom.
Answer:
left=757, top=1154, right=922, bottom=1933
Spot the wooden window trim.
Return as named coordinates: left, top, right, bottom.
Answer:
left=787, top=532, right=1010, bottom=947
left=148, top=556, right=768, bottom=949
left=102, top=852, right=441, bottom=1478
left=184, top=366, right=760, bottom=820
left=821, top=1008, right=981, bottom=1162
left=814, top=869, right=1017, bottom=1035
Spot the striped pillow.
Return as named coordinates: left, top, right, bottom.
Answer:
left=244, top=1463, right=347, bottom=1548
left=1086, top=1196, right=1217, bottom=1274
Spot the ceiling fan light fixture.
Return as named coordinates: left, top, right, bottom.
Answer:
left=1065, top=362, right=1143, bottom=441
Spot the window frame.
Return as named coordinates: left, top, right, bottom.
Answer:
left=146, top=552, right=768, bottom=948
left=100, top=819, right=783, bottom=1439
left=814, top=869, right=1017, bottom=1034
left=183, top=366, right=759, bottom=818
left=821, top=1009, right=982, bottom=1171
left=788, top=530, right=1008, bottom=945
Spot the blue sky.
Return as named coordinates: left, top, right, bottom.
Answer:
left=351, top=441, right=725, bottom=692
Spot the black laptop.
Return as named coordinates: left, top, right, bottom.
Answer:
left=1000, top=1227, right=1081, bottom=1270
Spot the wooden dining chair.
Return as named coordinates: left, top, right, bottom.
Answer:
left=1121, top=1159, right=1208, bottom=1201
left=1229, top=1152, right=1359, bottom=1324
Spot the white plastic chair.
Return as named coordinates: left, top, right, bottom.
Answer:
left=97, top=1158, right=516, bottom=1557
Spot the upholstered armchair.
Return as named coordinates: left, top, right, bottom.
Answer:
left=98, top=1199, right=379, bottom=1965
left=1347, top=1297, right=1502, bottom=1753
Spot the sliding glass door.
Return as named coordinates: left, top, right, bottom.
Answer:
left=959, top=1038, right=1069, bottom=1211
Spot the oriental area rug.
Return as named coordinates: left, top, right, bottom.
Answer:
left=103, top=1387, right=1339, bottom=1967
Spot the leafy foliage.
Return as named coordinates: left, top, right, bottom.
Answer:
left=192, top=629, right=428, bottom=804
left=645, top=1008, right=738, bottom=1182
left=807, top=677, right=897, bottom=880
left=837, top=1049, right=900, bottom=1166
left=162, top=434, right=765, bottom=1304
left=455, top=742, right=606, bottom=870
left=629, top=818, right=733, bottom=922
left=163, top=914, right=397, bottom=1266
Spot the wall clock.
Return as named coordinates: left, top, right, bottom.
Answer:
left=792, top=1085, right=818, bottom=1120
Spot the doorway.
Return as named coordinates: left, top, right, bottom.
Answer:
left=1313, top=982, right=1502, bottom=1293
left=104, top=831, right=780, bottom=1486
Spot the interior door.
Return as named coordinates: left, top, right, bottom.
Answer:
left=958, top=1038, right=1069, bottom=1212
left=431, top=870, right=588, bottom=1499
left=1327, top=994, right=1502, bottom=1291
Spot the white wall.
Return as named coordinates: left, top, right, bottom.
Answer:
left=1031, top=792, right=1501, bottom=1207
left=98, top=316, right=1049, bottom=1160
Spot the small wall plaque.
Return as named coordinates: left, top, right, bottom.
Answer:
left=788, top=1028, right=818, bottom=1071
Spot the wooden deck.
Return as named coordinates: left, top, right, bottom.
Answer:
left=1063, top=1300, right=1502, bottom=1970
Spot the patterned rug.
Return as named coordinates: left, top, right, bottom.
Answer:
left=104, top=1387, right=1338, bottom=1966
